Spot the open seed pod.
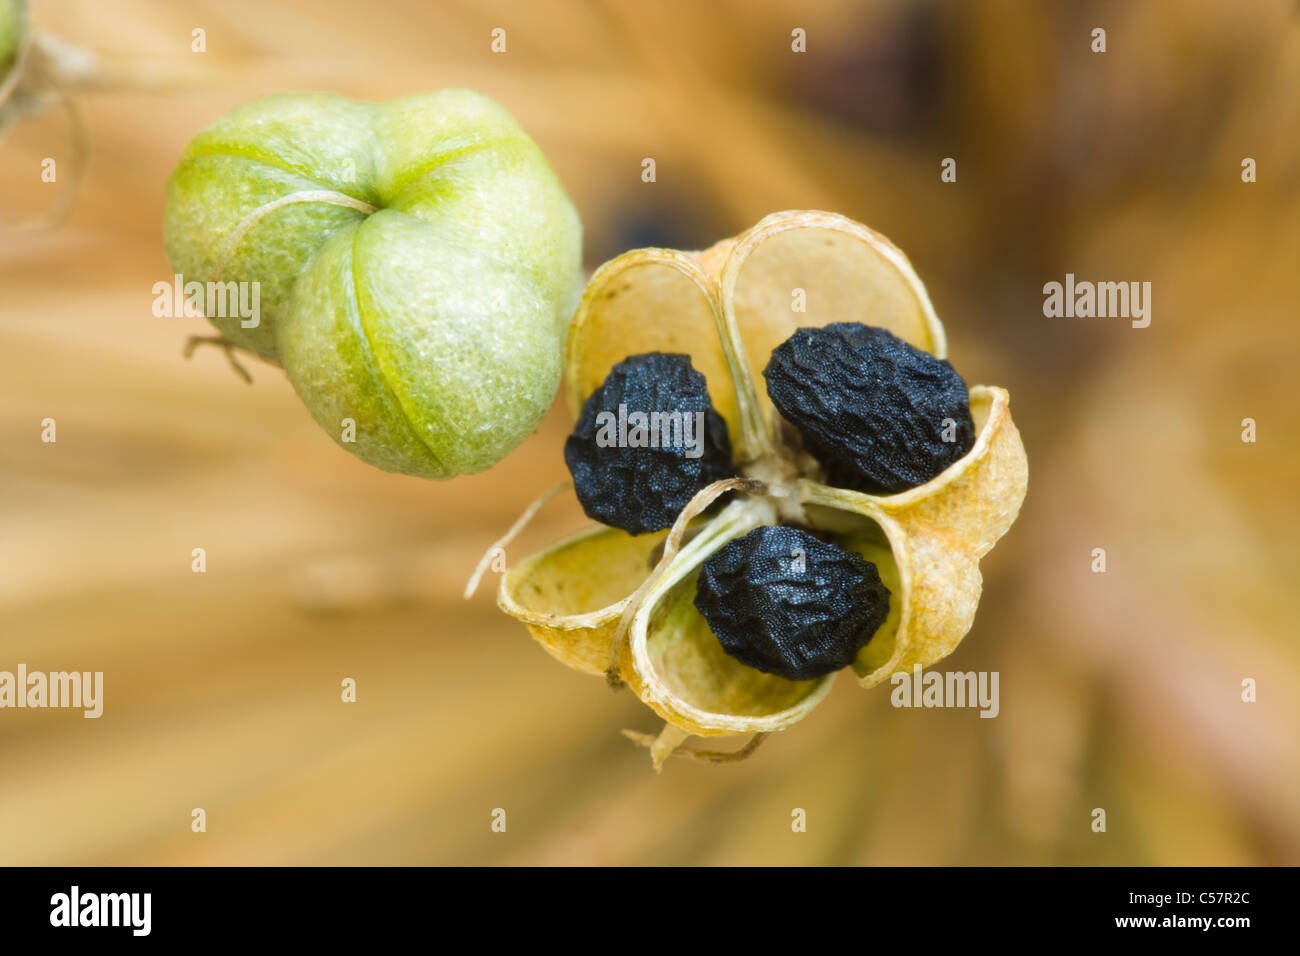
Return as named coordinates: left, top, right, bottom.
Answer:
left=497, top=210, right=1028, bottom=768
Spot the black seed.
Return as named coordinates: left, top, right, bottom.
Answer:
left=693, top=525, right=890, bottom=681
left=565, top=353, right=734, bottom=535
left=763, top=323, right=976, bottom=494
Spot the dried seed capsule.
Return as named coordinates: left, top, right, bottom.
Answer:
left=693, top=525, right=890, bottom=681
left=764, top=323, right=975, bottom=494
left=564, top=353, right=734, bottom=534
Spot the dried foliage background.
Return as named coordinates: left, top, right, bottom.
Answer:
left=1, top=0, right=1297, bottom=865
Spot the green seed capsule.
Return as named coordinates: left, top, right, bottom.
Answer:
left=164, top=90, right=583, bottom=479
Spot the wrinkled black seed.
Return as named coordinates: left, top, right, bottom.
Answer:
left=693, top=525, right=890, bottom=681
left=565, top=353, right=734, bottom=535
left=763, top=323, right=975, bottom=494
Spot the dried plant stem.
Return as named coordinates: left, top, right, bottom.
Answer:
left=1, top=33, right=89, bottom=230
left=182, top=335, right=267, bottom=384
left=2, top=29, right=375, bottom=232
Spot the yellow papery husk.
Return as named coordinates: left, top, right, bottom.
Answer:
left=616, top=509, right=838, bottom=737
left=499, top=210, right=1028, bottom=750
left=802, top=386, right=1028, bottom=689
left=497, top=524, right=667, bottom=675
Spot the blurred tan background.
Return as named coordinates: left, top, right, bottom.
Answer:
left=1, top=0, right=1297, bottom=865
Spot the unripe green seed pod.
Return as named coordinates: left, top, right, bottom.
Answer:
left=164, top=90, right=583, bottom=479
